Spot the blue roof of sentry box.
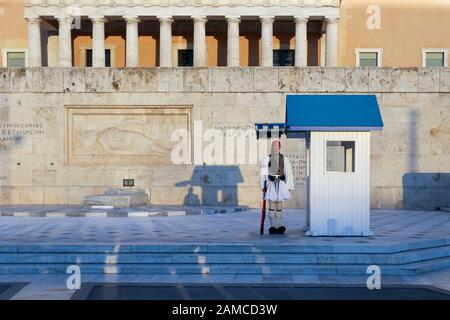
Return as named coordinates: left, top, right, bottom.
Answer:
left=285, top=94, right=384, bottom=131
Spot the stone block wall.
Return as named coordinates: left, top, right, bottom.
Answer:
left=0, top=67, right=449, bottom=210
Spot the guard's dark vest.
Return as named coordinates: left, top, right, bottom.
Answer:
left=268, top=154, right=284, bottom=176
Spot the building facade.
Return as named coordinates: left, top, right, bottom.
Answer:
left=1, top=0, right=450, bottom=68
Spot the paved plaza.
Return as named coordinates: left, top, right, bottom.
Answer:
left=0, top=208, right=448, bottom=245
left=0, top=208, right=448, bottom=299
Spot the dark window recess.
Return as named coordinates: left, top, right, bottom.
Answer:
left=178, top=49, right=193, bottom=67
left=123, top=179, right=135, bottom=187
left=86, top=49, right=92, bottom=67
left=105, top=49, right=111, bottom=67
left=273, top=49, right=295, bottom=66
left=86, top=49, right=111, bottom=67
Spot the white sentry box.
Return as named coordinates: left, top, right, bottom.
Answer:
left=256, top=95, right=383, bottom=237
left=306, top=131, right=372, bottom=236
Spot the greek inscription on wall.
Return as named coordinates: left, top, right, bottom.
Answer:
left=0, top=122, right=45, bottom=149
left=284, top=153, right=307, bottom=186
left=213, top=124, right=256, bottom=137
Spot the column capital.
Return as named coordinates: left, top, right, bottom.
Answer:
left=24, top=15, right=41, bottom=23
left=294, top=16, right=309, bottom=23
left=55, top=15, right=74, bottom=23
left=124, top=15, right=141, bottom=23
left=324, top=16, right=340, bottom=23
left=260, top=16, right=275, bottom=23
left=89, top=15, right=107, bottom=23
left=157, top=16, right=173, bottom=23
left=225, top=15, right=241, bottom=23
left=192, top=15, right=207, bottom=23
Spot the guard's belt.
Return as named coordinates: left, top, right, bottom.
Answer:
left=269, top=175, right=286, bottom=182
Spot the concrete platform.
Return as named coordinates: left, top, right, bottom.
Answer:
left=0, top=209, right=448, bottom=280
left=0, top=208, right=447, bottom=245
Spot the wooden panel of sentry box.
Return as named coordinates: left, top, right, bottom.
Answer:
left=307, top=131, right=371, bottom=236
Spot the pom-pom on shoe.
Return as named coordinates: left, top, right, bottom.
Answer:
left=278, top=226, right=286, bottom=234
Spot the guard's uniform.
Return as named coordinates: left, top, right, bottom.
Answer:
left=260, top=153, right=294, bottom=232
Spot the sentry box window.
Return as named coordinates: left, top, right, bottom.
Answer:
left=326, top=141, right=355, bottom=173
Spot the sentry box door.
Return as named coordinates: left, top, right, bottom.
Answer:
left=307, top=131, right=372, bottom=236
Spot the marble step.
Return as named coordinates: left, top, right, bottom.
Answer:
left=0, top=245, right=448, bottom=265
left=1, top=238, right=449, bottom=254
left=0, top=257, right=449, bottom=275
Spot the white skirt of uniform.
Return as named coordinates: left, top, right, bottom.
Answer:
left=260, top=155, right=294, bottom=202
left=264, top=179, right=291, bottom=202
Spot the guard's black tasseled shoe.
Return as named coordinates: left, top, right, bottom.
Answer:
left=269, top=227, right=277, bottom=235
left=278, top=226, right=286, bottom=234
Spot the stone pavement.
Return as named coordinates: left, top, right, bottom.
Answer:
left=0, top=208, right=448, bottom=245
left=0, top=208, right=448, bottom=299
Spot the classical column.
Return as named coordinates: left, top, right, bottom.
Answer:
left=193, top=16, right=207, bottom=67
left=56, top=16, right=73, bottom=67
left=261, top=16, right=274, bottom=67
left=125, top=15, right=140, bottom=67
left=324, top=17, right=339, bottom=67
left=294, top=16, right=308, bottom=67
left=158, top=16, right=173, bottom=67
left=26, top=16, right=42, bottom=67
left=226, top=16, right=240, bottom=67
left=90, top=16, right=107, bottom=67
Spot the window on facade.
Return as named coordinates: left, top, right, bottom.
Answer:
left=6, top=51, right=26, bottom=67
left=86, top=49, right=111, bottom=67
left=425, top=52, right=445, bottom=67
left=178, top=49, right=193, bottom=67
left=273, top=50, right=295, bottom=66
left=326, top=141, right=355, bottom=173
left=358, top=52, right=378, bottom=67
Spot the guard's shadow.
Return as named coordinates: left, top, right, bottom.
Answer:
left=176, top=165, right=244, bottom=206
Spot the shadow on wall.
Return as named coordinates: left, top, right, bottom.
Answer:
left=403, top=173, right=450, bottom=210
left=176, top=165, right=244, bottom=206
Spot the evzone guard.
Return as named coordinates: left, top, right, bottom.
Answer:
left=260, top=140, right=294, bottom=235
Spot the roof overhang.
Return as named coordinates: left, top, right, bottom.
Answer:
left=256, top=94, right=384, bottom=139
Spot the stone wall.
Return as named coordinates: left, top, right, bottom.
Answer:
left=0, top=67, right=449, bottom=210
